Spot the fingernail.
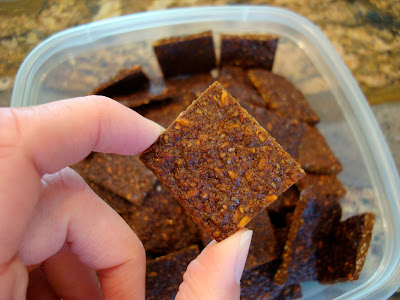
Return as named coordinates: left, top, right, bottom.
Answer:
left=235, top=229, right=253, bottom=284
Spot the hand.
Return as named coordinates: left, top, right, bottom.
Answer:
left=0, top=96, right=252, bottom=300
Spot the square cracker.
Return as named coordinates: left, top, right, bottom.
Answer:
left=140, top=81, right=305, bottom=241
left=220, top=34, right=278, bottom=70
left=153, top=31, right=216, bottom=78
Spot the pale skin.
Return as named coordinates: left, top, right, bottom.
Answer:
left=0, top=96, right=252, bottom=300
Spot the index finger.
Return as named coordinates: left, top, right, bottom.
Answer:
left=0, top=96, right=162, bottom=264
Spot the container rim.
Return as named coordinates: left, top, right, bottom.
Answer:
left=11, top=5, right=400, bottom=299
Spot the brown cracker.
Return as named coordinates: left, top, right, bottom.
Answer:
left=217, top=66, right=266, bottom=109
left=241, top=260, right=302, bottom=300
left=140, top=82, right=305, bottom=241
left=114, top=85, right=168, bottom=108
left=153, top=31, right=216, bottom=78
left=245, top=210, right=278, bottom=270
left=274, top=187, right=342, bottom=285
left=249, top=69, right=319, bottom=125
left=220, top=34, right=278, bottom=70
left=268, top=187, right=300, bottom=214
left=91, top=65, right=149, bottom=98
left=146, top=245, right=199, bottom=299
left=318, top=213, right=375, bottom=283
left=247, top=105, right=342, bottom=175
left=296, top=174, right=346, bottom=199
left=122, top=182, right=199, bottom=254
left=298, top=126, right=343, bottom=174
left=85, top=153, right=157, bottom=205
left=135, top=73, right=214, bottom=128
left=88, top=181, right=135, bottom=214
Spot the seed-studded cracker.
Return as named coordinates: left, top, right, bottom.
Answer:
left=153, top=31, right=216, bottom=78
left=85, top=153, right=157, bottom=206
left=217, top=66, right=266, bottom=109
left=241, top=260, right=302, bottom=300
left=296, top=174, right=346, bottom=199
left=245, top=210, right=278, bottom=270
left=146, top=245, right=199, bottom=300
left=248, top=69, right=319, bottom=125
left=247, top=105, right=342, bottom=175
left=140, top=82, right=305, bottom=242
left=268, top=187, right=300, bottom=214
left=318, top=213, right=375, bottom=283
left=122, top=182, right=199, bottom=253
left=220, top=34, right=278, bottom=70
left=91, top=65, right=149, bottom=98
left=274, top=187, right=342, bottom=285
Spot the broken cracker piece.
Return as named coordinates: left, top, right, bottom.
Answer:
left=249, top=69, right=319, bottom=125
left=85, top=153, right=157, bottom=206
left=153, top=31, right=216, bottom=78
left=220, top=34, right=278, bottom=70
left=140, top=81, right=305, bottom=242
left=146, top=245, right=199, bottom=299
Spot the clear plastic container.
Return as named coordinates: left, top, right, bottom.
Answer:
left=11, top=6, right=400, bottom=299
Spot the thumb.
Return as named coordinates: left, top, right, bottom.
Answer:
left=176, top=228, right=253, bottom=300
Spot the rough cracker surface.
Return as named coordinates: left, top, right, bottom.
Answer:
left=140, top=81, right=305, bottom=241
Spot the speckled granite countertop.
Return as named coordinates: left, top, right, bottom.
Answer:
left=1, top=0, right=399, bottom=295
